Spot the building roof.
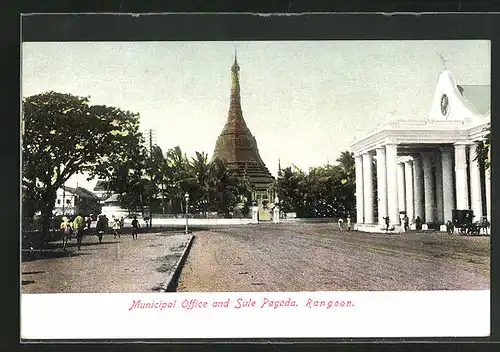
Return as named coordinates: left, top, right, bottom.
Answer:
left=94, top=179, right=111, bottom=191
left=62, top=186, right=99, bottom=200
left=459, top=85, right=491, bottom=115
left=102, top=193, right=120, bottom=203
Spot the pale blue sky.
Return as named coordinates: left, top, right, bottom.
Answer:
left=22, top=40, right=490, bottom=190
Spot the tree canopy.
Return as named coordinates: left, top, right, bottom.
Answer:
left=22, top=91, right=144, bottom=232
left=273, top=151, right=356, bottom=218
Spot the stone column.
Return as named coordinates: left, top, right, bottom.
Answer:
left=376, top=147, right=388, bottom=226
left=355, top=155, right=364, bottom=224
left=404, top=160, right=414, bottom=222
left=486, top=167, right=491, bottom=222
left=455, top=144, right=469, bottom=210
left=469, top=143, right=483, bottom=221
left=441, top=147, right=454, bottom=223
left=422, top=152, right=436, bottom=223
left=434, top=151, right=444, bottom=224
left=413, top=155, right=424, bottom=221
left=362, top=153, right=374, bottom=224
left=397, top=163, right=406, bottom=215
left=386, top=144, right=399, bottom=226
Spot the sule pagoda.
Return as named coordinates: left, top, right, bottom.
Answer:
left=212, top=52, right=275, bottom=220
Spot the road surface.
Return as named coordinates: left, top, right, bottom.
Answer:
left=21, top=232, right=191, bottom=293
left=177, top=223, right=490, bottom=292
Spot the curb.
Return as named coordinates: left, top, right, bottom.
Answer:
left=160, top=234, right=194, bottom=292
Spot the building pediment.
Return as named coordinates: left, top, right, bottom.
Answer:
left=351, top=69, right=490, bottom=155
left=427, top=70, right=490, bottom=122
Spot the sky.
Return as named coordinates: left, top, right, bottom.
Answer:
left=22, top=40, right=490, bottom=190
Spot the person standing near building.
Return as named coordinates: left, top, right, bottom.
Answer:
left=346, top=215, right=351, bottom=231
left=131, top=216, right=140, bottom=240
left=403, top=214, right=409, bottom=232
left=415, top=216, right=422, bottom=231
left=383, top=216, right=390, bottom=232
left=73, top=213, right=85, bottom=251
left=338, top=217, right=344, bottom=231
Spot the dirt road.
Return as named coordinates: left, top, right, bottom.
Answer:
left=177, top=223, right=490, bottom=292
left=21, top=232, right=191, bottom=293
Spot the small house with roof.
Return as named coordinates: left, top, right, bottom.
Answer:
left=53, top=186, right=101, bottom=217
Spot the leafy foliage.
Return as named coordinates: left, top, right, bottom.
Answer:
left=112, top=144, right=251, bottom=217
left=474, top=124, right=490, bottom=170
left=273, top=151, right=356, bottom=218
left=22, top=91, right=144, bottom=232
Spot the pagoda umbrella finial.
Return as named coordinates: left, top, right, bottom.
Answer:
left=232, top=47, right=240, bottom=74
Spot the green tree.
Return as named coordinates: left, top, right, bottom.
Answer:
left=145, top=145, right=168, bottom=214
left=22, top=91, right=144, bottom=235
left=273, top=151, right=357, bottom=218
left=165, top=146, right=191, bottom=214
left=188, top=151, right=211, bottom=214
left=474, top=124, right=491, bottom=170
left=207, top=158, right=246, bottom=217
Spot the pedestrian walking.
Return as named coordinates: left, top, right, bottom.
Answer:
left=73, top=213, right=85, bottom=250
left=131, top=216, right=140, bottom=240
left=338, top=217, right=344, bottom=231
left=112, top=216, right=121, bottom=239
left=60, top=216, right=72, bottom=250
left=85, top=214, right=92, bottom=229
left=347, top=215, right=351, bottom=231
left=96, top=215, right=108, bottom=243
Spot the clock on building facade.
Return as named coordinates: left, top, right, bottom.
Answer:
left=440, top=94, right=450, bottom=117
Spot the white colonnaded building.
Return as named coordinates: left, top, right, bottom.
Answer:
left=350, top=69, right=491, bottom=233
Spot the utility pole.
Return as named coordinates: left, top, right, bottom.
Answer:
left=147, top=128, right=156, bottom=228
left=62, top=185, right=65, bottom=216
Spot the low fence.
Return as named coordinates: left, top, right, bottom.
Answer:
left=21, top=216, right=342, bottom=249
left=122, top=217, right=253, bottom=227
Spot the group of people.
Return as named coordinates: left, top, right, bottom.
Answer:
left=336, top=214, right=419, bottom=232
left=337, top=215, right=351, bottom=231
left=383, top=215, right=412, bottom=232
left=59, top=214, right=140, bottom=250
left=59, top=214, right=88, bottom=251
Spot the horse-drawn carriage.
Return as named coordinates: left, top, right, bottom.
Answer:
left=451, top=209, right=490, bottom=236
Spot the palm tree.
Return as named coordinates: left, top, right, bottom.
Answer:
left=206, top=158, right=244, bottom=217
left=189, top=151, right=210, bottom=214
left=166, top=146, right=190, bottom=214
left=336, top=151, right=355, bottom=176
left=147, top=145, right=167, bottom=214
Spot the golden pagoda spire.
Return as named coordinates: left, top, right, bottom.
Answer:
left=231, top=48, right=240, bottom=93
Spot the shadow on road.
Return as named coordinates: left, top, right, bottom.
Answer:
left=22, top=271, right=46, bottom=275
left=43, top=241, right=120, bottom=251
left=22, top=249, right=90, bottom=262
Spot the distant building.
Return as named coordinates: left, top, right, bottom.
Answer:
left=93, top=179, right=113, bottom=202
left=350, top=69, right=490, bottom=232
left=53, top=186, right=101, bottom=216
left=99, top=193, right=130, bottom=219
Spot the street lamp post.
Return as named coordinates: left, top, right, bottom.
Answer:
left=185, top=192, right=189, bottom=235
